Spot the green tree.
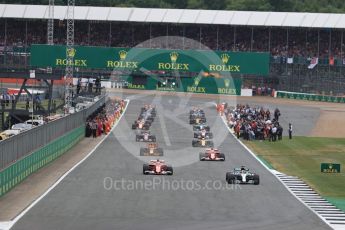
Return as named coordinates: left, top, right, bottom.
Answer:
left=204, top=0, right=226, bottom=10
left=268, top=0, right=294, bottom=12
left=187, top=0, right=206, bottom=9
left=226, top=0, right=272, bottom=11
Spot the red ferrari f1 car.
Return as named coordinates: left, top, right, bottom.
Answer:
left=199, top=148, right=225, bottom=161
left=143, top=159, right=173, bottom=175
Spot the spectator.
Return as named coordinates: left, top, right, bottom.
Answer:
left=91, top=121, right=97, bottom=138
left=274, top=108, right=281, bottom=121
left=76, top=78, right=81, bottom=95
left=95, top=76, right=101, bottom=93
left=11, top=94, right=15, bottom=107
left=35, top=94, right=41, bottom=110
left=277, top=124, right=283, bottom=140
left=52, top=100, right=56, bottom=112
left=272, top=125, right=277, bottom=141
left=25, top=97, right=30, bottom=110
left=88, top=80, right=93, bottom=93
left=288, top=123, right=293, bottom=139
left=0, top=93, right=4, bottom=109
left=85, top=98, right=126, bottom=138
left=5, top=93, right=10, bottom=106
left=224, top=104, right=283, bottom=143
left=85, top=120, right=92, bottom=137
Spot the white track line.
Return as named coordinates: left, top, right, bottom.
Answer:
left=157, top=106, right=172, bottom=146
left=216, top=104, right=344, bottom=230
left=0, top=99, right=130, bottom=230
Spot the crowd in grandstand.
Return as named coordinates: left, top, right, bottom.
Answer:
left=0, top=19, right=344, bottom=60
left=85, top=98, right=125, bottom=138
left=0, top=19, right=344, bottom=96
left=225, top=104, right=283, bottom=142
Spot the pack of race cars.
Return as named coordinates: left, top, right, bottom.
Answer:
left=135, top=105, right=259, bottom=184
left=191, top=108, right=224, bottom=161
left=133, top=105, right=173, bottom=175
left=191, top=108, right=214, bottom=148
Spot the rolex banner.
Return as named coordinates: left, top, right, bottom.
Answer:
left=181, top=77, right=241, bottom=95
left=122, top=75, right=242, bottom=95
left=30, top=45, right=269, bottom=75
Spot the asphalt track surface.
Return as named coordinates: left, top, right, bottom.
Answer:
left=12, top=93, right=330, bottom=230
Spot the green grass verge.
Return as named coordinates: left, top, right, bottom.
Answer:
left=325, top=197, right=345, bottom=212
left=244, top=137, right=345, bottom=201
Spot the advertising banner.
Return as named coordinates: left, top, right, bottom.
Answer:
left=30, top=45, right=270, bottom=76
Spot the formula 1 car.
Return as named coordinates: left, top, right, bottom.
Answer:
left=138, top=113, right=154, bottom=122
left=190, top=108, right=205, bottom=115
left=132, top=119, right=150, bottom=130
left=140, top=143, right=163, bottom=156
left=136, top=131, right=156, bottom=142
left=190, top=108, right=204, bottom=115
left=190, top=117, right=206, bottom=125
left=199, top=148, right=225, bottom=161
left=143, top=159, right=173, bottom=175
left=193, top=124, right=210, bottom=132
left=141, top=105, right=156, bottom=116
left=192, top=137, right=214, bottom=147
left=194, top=129, right=213, bottom=139
left=226, top=166, right=260, bottom=185
left=190, top=111, right=205, bottom=119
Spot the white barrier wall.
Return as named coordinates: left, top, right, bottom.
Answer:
left=101, top=81, right=111, bottom=88
left=241, top=88, right=253, bottom=96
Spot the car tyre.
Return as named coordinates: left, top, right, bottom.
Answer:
left=226, top=173, right=235, bottom=184
left=199, top=152, right=205, bottom=161
left=143, top=164, right=149, bottom=174
left=253, top=175, right=260, bottom=185
left=167, top=166, right=173, bottom=175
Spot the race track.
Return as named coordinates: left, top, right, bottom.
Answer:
left=11, top=93, right=330, bottom=230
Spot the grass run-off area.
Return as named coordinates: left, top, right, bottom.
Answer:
left=245, top=136, right=345, bottom=210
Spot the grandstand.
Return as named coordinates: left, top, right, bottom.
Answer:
left=0, top=4, right=345, bottom=95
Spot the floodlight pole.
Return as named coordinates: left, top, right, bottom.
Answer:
left=47, top=0, right=54, bottom=45
left=65, top=0, right=75, bottom=112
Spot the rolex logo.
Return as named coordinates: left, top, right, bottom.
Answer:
left=119, top=50, right=127, bottom=60
left=221, top=53, right=229, bottom=64
left=224, top=78, right=230, bottom=88
left=170, top=52, right=179, bottom=63
left=66, top=48, right=76, bottom=58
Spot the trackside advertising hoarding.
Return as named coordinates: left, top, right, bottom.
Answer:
left=321, top=163, right=341, bottom=173
left=276, top=91, right=345, bottom=103
left=125, top=76, right=242, bottom=95
left=30, top=45, right=270, bottom=75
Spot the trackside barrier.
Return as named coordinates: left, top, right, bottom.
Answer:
left=275, top=91, right=345, bottom=103
left=0, top=125, right=84, bottom=198
left=0, top=95, right=107, bottom=170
